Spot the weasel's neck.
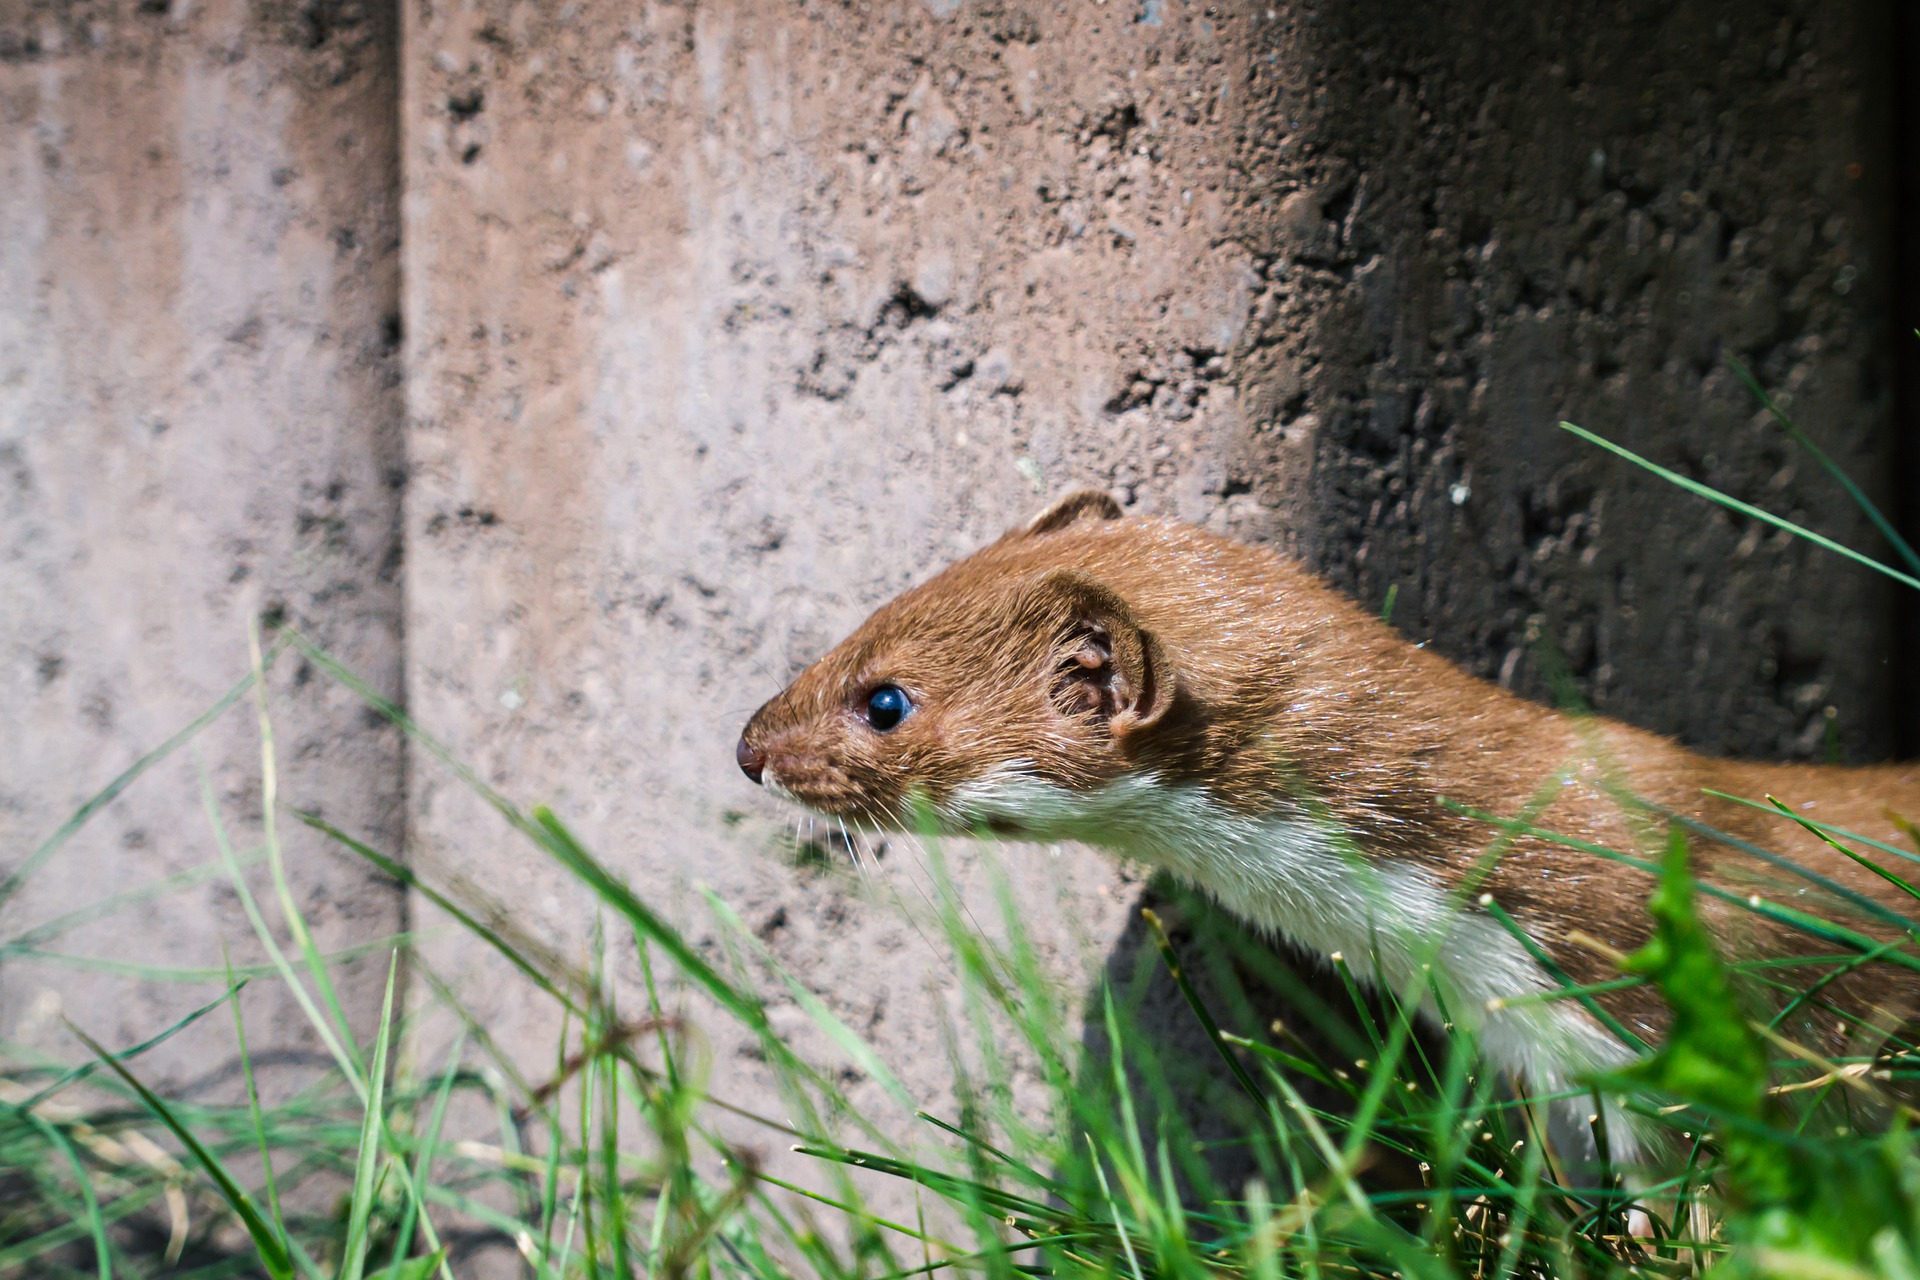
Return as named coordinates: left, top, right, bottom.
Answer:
left=942, top=768, right=1640, bottom=1129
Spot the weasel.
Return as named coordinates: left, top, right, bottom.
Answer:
left=736, top=490, right=1920, bottom=1158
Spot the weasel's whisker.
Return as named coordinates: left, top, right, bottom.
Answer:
left=949, top=840, right=1000, bottom=950
left=876, top=830, right=949, bottom=960
left=837, top=818, right=873, bottom=886
left=745, top=653, right=786, bottom=693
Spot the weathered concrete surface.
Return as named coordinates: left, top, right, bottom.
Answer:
left=1230, top=0, right=1901, bottom=760
left=399, top=4, right=1291, bottom=1260
left=0, top=0, right=406, bottom=1082
left=400, top=0, right=1903, bottom=1258
left=0, top=0, right=1904, bottom=1265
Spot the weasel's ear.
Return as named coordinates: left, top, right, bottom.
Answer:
left=1024, top=569, right=1174, bottom=742
left=1021, top=489, right=1124, bottom=538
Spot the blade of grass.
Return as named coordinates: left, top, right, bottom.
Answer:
left=529, top=808, right=774, bottom=1036
left=1217, top=1032, right=1345, bottom=1092
left=1762, top=794, right=1920, bottom=901
left=287, top=630, right=541, bottom=842
left=1705, top=788, right=1920, bottom=868
left=340, top=951, right=400, bottom=1280
left=1727, top=355, right=1920, bottom=577
left=0, top=1185, right=164, bottom=1274
left=378, top=1253, right=448, bottom=1280
left=3, top=850, right=267, bottom=950
left=1655, top=807, right=1920, bottom=934
left=24, top=1111, right=111, bottom=1280
left=1085, top=1135, right=1147, bottom=1280
left=914, top=1110, right=1070, bottom=1193
left=201, top=758, right=362, bottom=1095
left=382, top=1028, right=464, bottom=1280
left=227, top=951, right=286, bottom=1246
left=791, top=1146, right=1057, bottom=1218
left=13, top=979, right=247, bottom=1114
left=248, top=622, right=367, bottom=1082
left=295, top=809, right=582, bottom=1015
left=1447, top=801, right=1916, bottom=968
left=4, top=934, right=410, bottom=982
left=1479, top=896, right=1648, bottom=1052
left=704, top=890, right=918, bottom=1114
left=1138, top=906, right=1266, bottom=1105
left=65, top=1020, right=294, bottom=1280
left=1561, top=421, right=1920, bottom=592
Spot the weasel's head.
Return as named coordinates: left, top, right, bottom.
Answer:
left=736, top=492, right=1178, bottom=837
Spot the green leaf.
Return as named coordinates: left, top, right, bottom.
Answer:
left=1607, top=829, right=1920, bottom=1266
left=1615, top=826, right=1767, bottom=1122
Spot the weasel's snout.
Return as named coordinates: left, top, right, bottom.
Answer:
left=736, top=696, right=868, bottom=816
left=736, top=734, right=765, bottom=784
left=737, top=699, right=779, bottom=784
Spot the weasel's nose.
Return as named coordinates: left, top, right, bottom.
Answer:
left=736, top=735, right=765, bottom=784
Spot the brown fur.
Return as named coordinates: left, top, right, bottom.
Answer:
left=740, top=493, right=1920, bottom=1047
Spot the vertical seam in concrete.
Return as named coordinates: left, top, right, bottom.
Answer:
left=378, top=0, right=414, bottom=983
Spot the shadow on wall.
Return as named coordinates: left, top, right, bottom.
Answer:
left=1076, top=879, right=1446, bottom=1199
left=1225, top=0, right=1900, bottom=762
left=1072, top=0, right=1905, bottom=1162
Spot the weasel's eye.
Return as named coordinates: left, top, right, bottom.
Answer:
left=864, top=685, right=912, bottom=731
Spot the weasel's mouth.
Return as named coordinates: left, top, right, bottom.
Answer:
left=763, top=772, right=899, bottom=830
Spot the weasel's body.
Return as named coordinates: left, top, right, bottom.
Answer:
left=737, top=493, right=1920, bottom=1154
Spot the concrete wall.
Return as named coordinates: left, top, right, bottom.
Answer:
left=394, top=3, right=1903, bottom=1260
left=0, top=0, right=1907, bottom=1257
left=1, top=1, right=406, bottom=1078
left=398, top=0, right=1266, bottom=1188
left=1264, top=0, right=1901, bottom=761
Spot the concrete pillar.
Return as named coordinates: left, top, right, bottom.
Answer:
left=0, top=1, right=406, bottom=1078
left=401, top=0, right=1901, bottom=1075
left=398, top=3, right=1292, bottom=1220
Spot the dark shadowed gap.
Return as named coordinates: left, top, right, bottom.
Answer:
left=1078, top=880, right=1446, bottom=1201
left=1893, top=0, right=1920, bottom=758
left=1235, top=0, right=1903, bottom=763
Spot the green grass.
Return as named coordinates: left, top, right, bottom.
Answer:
left=4, top=378, right=1919, bottom=1279
left=14, top=647, right=1920, bottom=1280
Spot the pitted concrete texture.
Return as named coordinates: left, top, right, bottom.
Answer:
left=0, top=0, right=1905, bottom=1267
left=399, top=0, right=1262, bottom=1221
left=0, top=1, right=406, bottom=1083
left=1223, top=0, right=1900, bottom=761
left=401, top=0, right=1901, bottom=1262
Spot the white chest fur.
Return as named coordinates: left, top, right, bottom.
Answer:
left=942, top=768, right=1641, bottom=1152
